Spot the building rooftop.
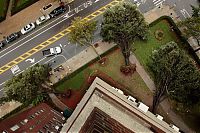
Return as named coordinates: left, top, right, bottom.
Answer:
left=0, top=103, right=65, bottom=133
left=61, top=77, right=180, bottom=133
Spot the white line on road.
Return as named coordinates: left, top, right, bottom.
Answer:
left=0, top=0, right=95, bottom=59
left=0, top=9, right=71, bottom=56
left=0, top=13, right=74, bottom=59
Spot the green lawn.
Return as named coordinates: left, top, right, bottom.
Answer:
left=0, top=1, right=9, bottom=18
left=55, top=68, right=92, bottom=91
left=133, top=19, right=179, bottom=70
left=55, top=49, right=152, bottom=106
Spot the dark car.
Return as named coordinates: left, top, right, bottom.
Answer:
left=0, top=41, right=5, bottom=49
left=49, top=6, right=66, bottom=18
left=6, top=33, right=19, bottom=43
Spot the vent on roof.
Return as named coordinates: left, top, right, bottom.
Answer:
left=137, top=102, right=149, bottom=113
left=156, top=114, right=163, bottom=121
left=10, top=125, right=20, bottom=131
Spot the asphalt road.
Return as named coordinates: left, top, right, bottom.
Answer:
left=0, top=0, right=110, bottom=96
left=133, top=0, right=199, bottom=20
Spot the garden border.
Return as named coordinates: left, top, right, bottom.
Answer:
left=149, top=16, right=200, bottom=65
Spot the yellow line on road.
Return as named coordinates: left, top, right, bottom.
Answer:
left=0, top=0, right=122, bottom=75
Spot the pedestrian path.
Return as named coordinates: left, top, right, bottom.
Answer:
left=129, top=54, right=194, bottom=133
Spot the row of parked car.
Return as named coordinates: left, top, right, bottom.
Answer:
left=0, top=5, right=66, bottom=50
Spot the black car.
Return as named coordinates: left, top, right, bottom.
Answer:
left=0, top=41, right=5, bottom=49
left=6, top=33, right=19, bottom=43
left=49, top=6, right=66, bottom=18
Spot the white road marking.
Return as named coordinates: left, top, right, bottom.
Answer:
left=0, top=0, right=95, bottom=59
left=25, top=58, right=35, bottom=64
left=152, top=0, right=165, bottom=7
left=11, top=65, right=21, bottom=75
left=180, top=9, right=191, bottom=18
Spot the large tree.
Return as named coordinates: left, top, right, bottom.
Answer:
left=0, top=64, right=50, bottom=105
left=68, top=17, right=101, bottom=59
left=178, top=5, right=200, bottom=46
left=100, top=2, right=148, bottom=65
left=148, top=42, right=200, bottom=112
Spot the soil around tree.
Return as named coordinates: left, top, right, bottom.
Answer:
left=120, top=64, right=136, bottom=76
left=155, top=29, right=164, bottom=41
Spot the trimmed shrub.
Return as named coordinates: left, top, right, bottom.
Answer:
left=11, top=0, right=39, bottom=15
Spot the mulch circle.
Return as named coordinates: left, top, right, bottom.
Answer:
left=155, top=29, right=164, bottom=41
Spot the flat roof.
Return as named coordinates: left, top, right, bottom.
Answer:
left=61, top=77, right=179, bottom=133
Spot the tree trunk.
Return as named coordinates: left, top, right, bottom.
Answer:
left=91, top=44, right=101, bottom=60
left=121, top=42, right=130, bottom=66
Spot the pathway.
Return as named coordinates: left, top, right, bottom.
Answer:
left=129, top=52, right=194, bottom=133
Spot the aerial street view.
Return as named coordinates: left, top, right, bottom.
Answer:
left=0, top=0, right=200, bottom=132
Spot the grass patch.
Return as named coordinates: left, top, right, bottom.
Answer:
left=55, top=68, right=92, bottom=92
left=0, top=0, right=10, bottom=22
left=133, top=19, right=179, bottom=70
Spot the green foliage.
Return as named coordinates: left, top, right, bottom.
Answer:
left=178, top=17, right=200, bottom=45
left=148, top=42, right=200, bottom=105
left=178, top=5, right=200, bottom=46
left=101, top=2, right=148, bottom=65
left=32, top=94, right=48, bottom=106
left=11, top=0, right=39, bottom=15
left=191, top=5, right=200, bottom=17
left=1, top=64, right=50, bottom=104
left=68, top=17, right=97, bottom=46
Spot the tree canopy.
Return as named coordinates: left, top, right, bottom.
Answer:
left=0, top=64, right=50, bottom=105
left=100, top=2, right=148, bottom=65
left=178, top=5, right=200, bottom=46
left=148, top=42, right=200, bottom=112
left=68, top=17, right=97, bottom=46
left=68, top=17, right=101, bottom=59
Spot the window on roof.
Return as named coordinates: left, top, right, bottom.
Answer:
left=10, top=125, right=20, bottom=131
left=35, top=112, right=39, bottom=115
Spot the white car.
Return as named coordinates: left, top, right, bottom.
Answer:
left=36, top=15, right=50, bottom=25
left=21, top=23, right=35, bottom=34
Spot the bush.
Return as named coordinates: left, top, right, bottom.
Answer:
left=11, top=0, right=39, bottom=15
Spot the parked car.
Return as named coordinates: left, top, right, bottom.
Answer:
left=36, top=15, right=50, bottom=25
left=21, top=23, right=35, bottom=34
left=42, top=46, right=62, bottom=57
left=0, top=41, right=5, bottom=49
left=6, top=33, right=19, bottom=43
left=49, top=6, right=66, bottom=18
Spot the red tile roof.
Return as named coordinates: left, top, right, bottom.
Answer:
left=0, top=103, right=65, bottom=133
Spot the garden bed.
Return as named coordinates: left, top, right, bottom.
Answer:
left=0, top=1, right=10, bottom=22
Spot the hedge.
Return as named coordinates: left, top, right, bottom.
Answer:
left=0, top=0, right=10, bottom=22
left=149, top=16, right=200, bottom=65
left=11, top=0, right=39, bottom=15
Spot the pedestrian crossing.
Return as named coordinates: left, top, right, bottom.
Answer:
left=153, top=0, right=165, bottom=7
